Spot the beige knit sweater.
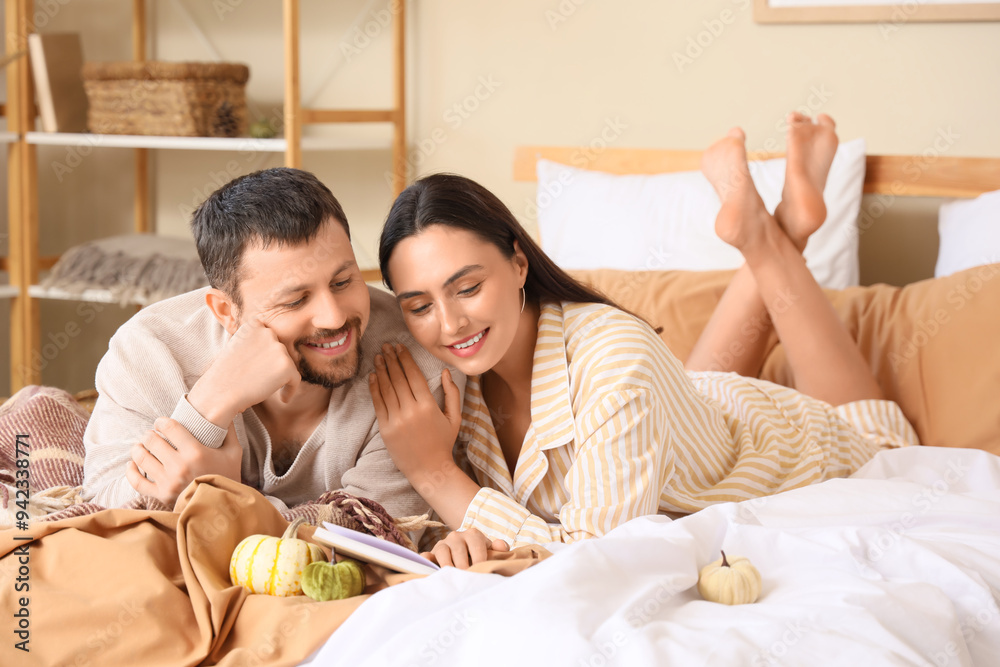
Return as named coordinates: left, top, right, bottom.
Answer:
left=82, top=285, right=463, bottom=517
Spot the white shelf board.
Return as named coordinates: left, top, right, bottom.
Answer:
left=0, top=285, right=20, bottom=299
left=0, top=131, right=17, bottom=144
left=25, top=132, right=391, bottom=152
left=28, top=285, right=150, bottom=306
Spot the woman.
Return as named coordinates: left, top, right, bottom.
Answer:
left=369, top=113, right=918, bottom=568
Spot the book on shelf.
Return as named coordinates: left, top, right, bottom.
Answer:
left=27, top=32, right=89, bottom=133
left=311, top=523, right=440, bottom=576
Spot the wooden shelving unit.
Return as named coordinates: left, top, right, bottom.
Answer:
left=27, top=284, right=155, bottom=306
left=6, top=0, right=39, bottom=394
left=0, top=131, right=18, bottom=306
left=5, top=0, right=408, bottom=391
left=25, top=131, right=393, bottom=152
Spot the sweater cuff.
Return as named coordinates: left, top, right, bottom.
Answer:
left=170, top=395, right=228, bottom=449
left=459, top=486, right=533, bottom=544
left=264, top=495, right=289, bottom=512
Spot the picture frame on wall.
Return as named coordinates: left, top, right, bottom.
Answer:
left=754, top=0, right=1000, bottom=24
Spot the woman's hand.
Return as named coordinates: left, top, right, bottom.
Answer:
left=369, top=342, right=462, bottom=479
left=369, top=343, right=482, bottom=529
left=421, top=528, right=509, bottom=569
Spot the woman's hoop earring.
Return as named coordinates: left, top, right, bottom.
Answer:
left=520, top=287, right=526, bottom=314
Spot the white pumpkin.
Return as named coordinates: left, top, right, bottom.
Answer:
left=229, top=517, right=326, bottom=596
left=697, top=550, right=761, bottom=605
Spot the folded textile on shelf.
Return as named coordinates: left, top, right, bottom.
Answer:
left=40, top=234, right=210, bottom=305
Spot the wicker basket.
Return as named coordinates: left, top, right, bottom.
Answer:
left=82, top=61, right=250, bottom=137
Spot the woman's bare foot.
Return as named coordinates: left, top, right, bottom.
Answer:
left=773, top=113, right=839, bottom=251
left=701, top=127, right=774, bottom=253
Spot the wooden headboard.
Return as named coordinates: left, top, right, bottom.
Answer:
left=513, top=147, right=1000, bottom=199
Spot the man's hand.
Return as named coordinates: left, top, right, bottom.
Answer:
left=421, top=528, right=509, bottom=570
left=126, top=418, right=243, bottom=507
left=187, top=317, right=301, bottom=427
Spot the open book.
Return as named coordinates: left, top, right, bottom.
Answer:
left=311, top=523, right=440, bottom=576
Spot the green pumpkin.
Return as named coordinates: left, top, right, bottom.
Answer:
left=249, top=119, right=277, bottom=139
left=301, top=559, right=366, bottom=601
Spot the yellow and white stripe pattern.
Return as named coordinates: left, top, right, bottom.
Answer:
left=457, top=302, right=918, bottom=547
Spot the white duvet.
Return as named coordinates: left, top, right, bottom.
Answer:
left=305, top=447, right=1000, bottom=666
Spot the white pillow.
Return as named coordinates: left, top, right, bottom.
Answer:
left=535, top=138, right=866, bottom=288
left=935, top=189, right=1000, bottom=278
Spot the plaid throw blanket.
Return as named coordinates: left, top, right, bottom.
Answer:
left=0, top=386, right=420, bottom=548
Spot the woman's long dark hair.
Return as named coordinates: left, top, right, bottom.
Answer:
left=379, top=173, right=630, bottom=311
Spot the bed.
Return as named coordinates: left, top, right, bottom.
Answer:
left=309, top=447, right=1000, bottom=666
left=304, top=145, right=1000, bottom=666
left=2, top=144, right=1000, bottom=666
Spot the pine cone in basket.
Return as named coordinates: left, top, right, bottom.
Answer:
left=213, top=101, right=241, bottom=138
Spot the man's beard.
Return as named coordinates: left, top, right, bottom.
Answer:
left=295, top=318, right=363, bottom=390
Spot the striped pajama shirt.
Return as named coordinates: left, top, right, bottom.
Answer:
left=456, top=301, right=918, bottom=547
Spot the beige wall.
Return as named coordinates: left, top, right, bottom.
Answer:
left=407, top=0, right=999, bottom=287
left=4, top=0, right=1000, bottom=392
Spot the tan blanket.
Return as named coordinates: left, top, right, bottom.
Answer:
left=0, top=475, right=547, bottom=666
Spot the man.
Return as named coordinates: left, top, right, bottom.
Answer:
left=82, top=167, right=463, bottom=517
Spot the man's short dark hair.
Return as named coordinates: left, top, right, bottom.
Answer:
left=191, top=167, right=350, bottom=307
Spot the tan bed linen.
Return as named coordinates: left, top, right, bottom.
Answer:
left=0, top=475, right=546, bottom=666
left=573, top=264, right=1000, bottom=455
